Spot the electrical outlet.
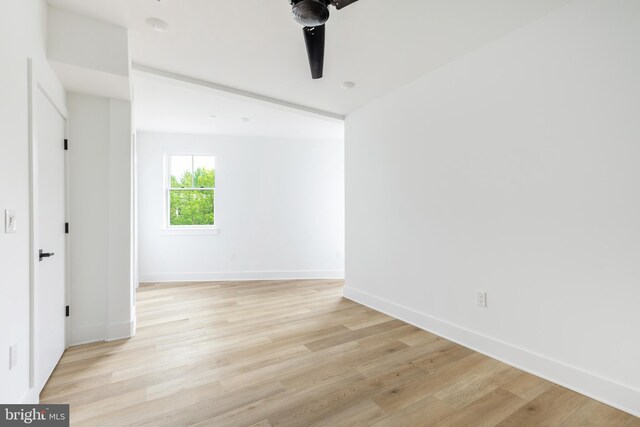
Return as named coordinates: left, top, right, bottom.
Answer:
left=9, top=344, right=17, bottom=370
left=5, top=209, right=16, bottom=233
left=476, top=291, right=488, bottom=308
left=230, top=252, right=237, bottom=261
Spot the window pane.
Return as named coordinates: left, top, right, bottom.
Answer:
left=193, top=156, right=215, bottom=188
left=170, top=155, right=193, bottom=188
left=169, top=190, right=214, bottom=226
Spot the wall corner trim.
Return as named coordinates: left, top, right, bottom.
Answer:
left=343, top=286, right=640, bottom=418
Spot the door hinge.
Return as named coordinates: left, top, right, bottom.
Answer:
left=64, top=139, right=68, bottom=150
left=65, top=306, right=70, bottom=317
left=65, top=222, right=69, bottom=234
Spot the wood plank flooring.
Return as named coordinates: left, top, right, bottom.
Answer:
left=41, top=280, right=640, bottom=426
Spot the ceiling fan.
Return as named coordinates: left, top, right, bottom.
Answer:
left=289, top=0, right=360, bottom=79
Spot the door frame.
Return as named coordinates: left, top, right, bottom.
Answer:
left=27, top=58, right=70, bottom=398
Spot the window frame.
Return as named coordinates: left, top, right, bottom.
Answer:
left=164, top=153, right=217, bottom=231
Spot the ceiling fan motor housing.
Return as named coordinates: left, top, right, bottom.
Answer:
left=292, top=0, right=330, bottom=27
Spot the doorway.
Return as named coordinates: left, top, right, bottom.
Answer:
left=28, top=59, right=69, bottom=396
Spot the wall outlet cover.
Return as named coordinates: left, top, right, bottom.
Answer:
left=5, top=209, right=16, bottom=233
left=9, top=344, right=17, bottom=370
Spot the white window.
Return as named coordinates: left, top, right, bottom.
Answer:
left=166, top=155, right=215, bottom=228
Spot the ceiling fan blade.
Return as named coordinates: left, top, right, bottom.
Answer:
left=303, top=25, right=325, bottom=79
left=330, top=0, right=359, bottom=10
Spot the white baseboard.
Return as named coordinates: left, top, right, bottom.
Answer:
left=343, top=286, right=640, bottom=418
left=130, top=306, right=137, bottom=338
left=70, top=320, right=135, bottom=346
left=107, top=320, right=135, bottom=342
left=20, top=388, right=39, bottom=404
left=70, top=322, right=107, bottom=346
left=139, top=270, right=345, bottom=283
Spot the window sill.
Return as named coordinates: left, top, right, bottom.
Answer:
left=161, top=227, right=220, bottom=236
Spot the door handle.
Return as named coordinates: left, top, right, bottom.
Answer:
left=39, top=249, right=55, bottom=262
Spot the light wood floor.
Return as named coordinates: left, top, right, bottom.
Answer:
left=41, top=280, right=639, bottom=426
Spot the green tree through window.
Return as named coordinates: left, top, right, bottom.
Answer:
left=167, top=155, right=215, bottom=226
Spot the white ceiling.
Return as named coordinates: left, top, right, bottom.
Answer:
left=133, top=71, right=344, bottom=139
left=47, top=0, right=573, bottom=116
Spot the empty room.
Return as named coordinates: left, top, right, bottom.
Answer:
left=1, top=0, right=639, bottom=426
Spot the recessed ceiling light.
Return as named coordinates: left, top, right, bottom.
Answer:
left=240, top=117, right=251, bottom=123
left=341, top=81, right=356, bottom=90
left=146, top=17, right=169, bottom=32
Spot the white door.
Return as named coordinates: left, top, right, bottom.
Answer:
left=36, top=88, right=67, bottom=392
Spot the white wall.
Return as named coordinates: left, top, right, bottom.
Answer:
left=48, top=7, right=129, bottom=78
left=47, top=6, right=131, bottom=101
left=67, top=93, right=134, bottom=345
left=345, top=0, right=640, bottom=416
left=0, top=1, right=134, bottom=401
left=0, top=0, right=65, bottom=404
left=138, top=132, right=344, bottom=282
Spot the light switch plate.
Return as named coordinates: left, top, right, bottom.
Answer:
left=5, top=209, right=16, bottom=233
left=476, top=291, right=488, bottom=308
